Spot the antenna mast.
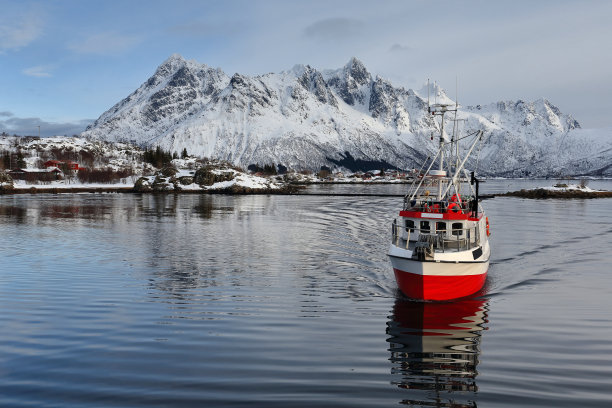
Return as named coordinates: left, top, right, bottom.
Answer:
left=427, top=79, right=430, bottom=112
left=427, top=80, right=457, bottom=200
left=455, top=76, right=459, bottom=174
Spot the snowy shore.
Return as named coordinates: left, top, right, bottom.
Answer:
left=501, top=183, right=612, bottom=199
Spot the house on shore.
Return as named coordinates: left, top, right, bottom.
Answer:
left=43, top=160, right=81, bottom=171
left=9, top=167, right=64, bottom=182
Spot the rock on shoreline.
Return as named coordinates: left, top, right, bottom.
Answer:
left=501, top=188, right=612, bottom=199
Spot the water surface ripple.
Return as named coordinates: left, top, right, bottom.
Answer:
left=1, top=185, right=612, bottom=407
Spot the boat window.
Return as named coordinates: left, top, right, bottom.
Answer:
left=452, top=222, right=463, bottom=236
left=405, top=219, right=415, bottom=232
left=436, top=221, right=446, bottom=233
left=420, top=220, right=430, bottom=233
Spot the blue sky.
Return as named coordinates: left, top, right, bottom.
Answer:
left=1, top=0, right=611, bottom=136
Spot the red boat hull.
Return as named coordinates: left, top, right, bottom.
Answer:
left=393, top=267, right=487, bottom=301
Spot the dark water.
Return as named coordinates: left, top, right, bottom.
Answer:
left=1, top=185, right=611, bottom=407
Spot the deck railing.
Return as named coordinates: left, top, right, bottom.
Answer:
left=391, top=219, right=480, bottom=252
left=403, top=196, right=475, bottom=214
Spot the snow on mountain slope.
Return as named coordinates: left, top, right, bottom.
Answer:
left=82, top=54, right=611, bottom=176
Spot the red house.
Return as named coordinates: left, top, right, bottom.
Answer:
left=43, top=160, right=80, bottom=170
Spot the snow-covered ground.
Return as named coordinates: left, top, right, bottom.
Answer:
left=134, top=168, right=283, bottom=192
left=1, top=134, right=146, bottom=171
left=9, top=175, right=284, bottom=192
left=541, top=183, right=600, bottom=192
left=11, top=180, right=133, bottom=189
left=1, top=134, right=416, bottom=193
left=7, top=169, right=284, bottom=192
left=203, top=169, right=281, bottom=190
left=1, top=135, right=287, bottom=192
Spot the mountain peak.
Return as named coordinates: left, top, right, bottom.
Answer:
left=322, top=57, right=372, bottom=106
left=417, top=81, right=455, bottom=106
left=151, top=53, right=188, bottom=81
left=343, top=57, right=370, bottom=86
left=164, top=53, right=186, bottom=64
left=345, top=56, right=364, bottom=68
left=156, top=54, right=213, bottom=74
left=158, top=53, right=188, bottom=71
left=289, top=63, right=310, bottom=77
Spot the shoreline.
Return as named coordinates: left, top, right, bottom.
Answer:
left=0, top=184, right=303, bottom=195
left=498, top=188, right=612, bottom=199
left=1, top=184, right=611, bottom=199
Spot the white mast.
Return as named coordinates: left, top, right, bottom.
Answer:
left=437, top=107, right=445, bottom=200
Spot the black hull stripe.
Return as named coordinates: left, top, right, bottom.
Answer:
left=388, top=254, right=489, bottom=264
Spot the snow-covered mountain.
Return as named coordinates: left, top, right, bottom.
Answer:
left=83, top=54, right=612, bottom=176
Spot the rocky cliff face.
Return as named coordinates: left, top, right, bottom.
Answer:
left=82, top=54, right=611, bottom=176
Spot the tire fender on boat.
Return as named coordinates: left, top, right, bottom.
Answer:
left=448, top=202, right=461, bottom=213
left=486, top=217, right=491, bottom=236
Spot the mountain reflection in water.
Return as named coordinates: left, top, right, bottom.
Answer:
left=387, top=299, right=488, bottom=407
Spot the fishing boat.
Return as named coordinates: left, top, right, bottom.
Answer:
left=388, top=100, right=490, bottom=301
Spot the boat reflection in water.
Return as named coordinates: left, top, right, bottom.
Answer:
left=387, top=298, right=488, bottom=407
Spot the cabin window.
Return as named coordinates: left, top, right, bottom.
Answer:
left=405, top=219, right=415, bottom=232
left=436, top=222, right=447, bottom=234
left=452, top=222, right=463, bottom=236
left=420, top=220, right=430, bottom=233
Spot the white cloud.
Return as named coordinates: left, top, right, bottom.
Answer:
left=23, top=65, right=52, bottom=77
left=68, top=31, right=142, bottom=56
left=388, top=43, right=411, bottom=53
left=0, top=8, right=44, bottom=52
left=303, top=17, right=364, bottom=41
left=0, top=114, right=93, bottom=137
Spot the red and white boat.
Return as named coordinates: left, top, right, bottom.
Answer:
left=389, top=101, right=490, bottom=301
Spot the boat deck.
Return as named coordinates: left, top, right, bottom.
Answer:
left=392, top=236, right=478, bottom=253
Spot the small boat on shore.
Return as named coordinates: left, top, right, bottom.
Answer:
left=388, top=101, right=490, bottom=301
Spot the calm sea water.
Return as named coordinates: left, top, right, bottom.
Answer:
left=1, top=182, right=611, bottom=407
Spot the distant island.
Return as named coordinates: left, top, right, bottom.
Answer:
left=500, top=183, right=612, bottom=199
